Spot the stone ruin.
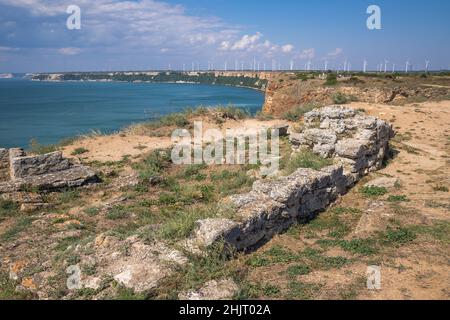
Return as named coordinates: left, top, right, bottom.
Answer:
left=185, top=106, right=395, bottom=252
left=0, top=148, right=98, bottom=210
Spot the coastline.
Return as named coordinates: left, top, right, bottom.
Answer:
left=31, top=78, right=267, bottom=92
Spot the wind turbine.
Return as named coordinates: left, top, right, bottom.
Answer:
left=343, top=60, right=347, bottom=73
left=290, top=60, right=294, bottom=71
left=392, top=63, right=396, bottom=73
left=384, top=59, right=389, bottom=73
left=324, top=60, right=328, bottom=71
left=405, top=60, right=410, bottom=73
left=363, top=59, right=368, bottom=73
left=425, top=60, right=430, bottom=73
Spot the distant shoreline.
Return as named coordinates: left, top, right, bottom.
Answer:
left=30, top=78, right=266, bottom=92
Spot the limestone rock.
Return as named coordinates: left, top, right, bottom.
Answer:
left=270, top=123, right=289, bottom=137
left=0, top=148, right=99, bottom=194
left=179, top=279, right=239, bottom=300
left=77, top=234, right=187, bottom=293
left=364, top=177, right=399, bottom=189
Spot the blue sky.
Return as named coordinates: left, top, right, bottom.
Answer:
left=0, top=0, right=449, bottom=72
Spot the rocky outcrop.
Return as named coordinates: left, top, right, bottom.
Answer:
left=75, top=234, right=187, bottom=294
left=179, top=278, right=239, bottom=300
left=186, top=106, right=394, bottom=253
left=0, top=148, right=98, bottom=194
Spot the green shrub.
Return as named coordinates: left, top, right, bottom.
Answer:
left=0, top=199, right=19, bottom=219
left=71, top=147, right=89, bottom=156
left=332, top=92, right=349, bottom=104
left=387, top=195, right=410, bottom=202
left=106, top=205, right=129, bottom=220
left=324, top=73, right=337, bottom=86
left=286, top=264, right=311, bottom=276
left=134, top=149, right=171, bottom=181
left=360, top=186, right=388, bottom=197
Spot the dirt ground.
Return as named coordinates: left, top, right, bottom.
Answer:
left=62, top=118, right=287, bottom=162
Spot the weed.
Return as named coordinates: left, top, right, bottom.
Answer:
left=433, top=185, right=449, bottom=192
left=106, top=205, right=129, bottom=220
left=282, top=104, right=317, bottom=121
left=71, top=147, right=89, bottom=156
left=0, top=199, right=19, bottom=219
left=286, top=264, right=311, bottom=276
left=324, top=73, right=337, bottom=86
left=360, top=186, right=388, bottom=197
left=387, top=195, right=410, bottom=202
left=0, top=216, right=34, bottom=241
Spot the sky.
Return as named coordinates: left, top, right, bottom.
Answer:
left=0, top=0, right=449, bottom=73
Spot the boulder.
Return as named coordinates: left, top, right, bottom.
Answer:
left=179, top=279, right=239, bottom=300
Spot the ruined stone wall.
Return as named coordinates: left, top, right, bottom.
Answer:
left=0, top=148, right=10, bottom=181
left=10, top=151, right=70, bottom=179
left=186, top=106, right=394, bottom=252
left=0, top=149, right=97, bottom=194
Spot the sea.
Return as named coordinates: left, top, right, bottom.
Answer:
left=0, top=79, right=264, bottom=149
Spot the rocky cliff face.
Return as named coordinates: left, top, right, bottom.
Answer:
left=262, top=75, right=450, bottom=116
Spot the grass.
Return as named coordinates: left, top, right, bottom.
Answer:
left=158, top=205, right=226, bottom=241
left=0, top=271, right=34, bottom=300
left=155, top=242, right=238, bottom=299
left=0, top=199, right=19, bottom=219
left=282, top=104, right=318, bottom=121
left=133, top=149, right=171, bottom=182
left=360, top=186, right=388, bottom=197
left=324, top=73, right=337, bottom=86
left=316, top=227, right=417, bottom=256
left=409, top=221, right=450, bottom=244
left=106, top=205, right=129, bottom=220
left=58, top=189, right=80, bottom=203
left=0, top=216, right=34, bottom=241
left=286, top=264, right=311, bottom=276
left=71, top=147, right=89, bottom=156
left=282, top=150, right=333, bottom=175
left=432, top=185, right=449, bottom=192
left=286, top=280, right=322, bottom=300
left=331, top=92, right=356, bottom=105
left=387, top=195, right=410, bottom=202
left=84, top=207, right=100, bottom=216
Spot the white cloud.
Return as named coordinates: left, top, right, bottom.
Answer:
left=296, top=48, right=315, bottom=60
left=281, top=44, right=294, bottom=53
left=326, top=48, right=343, bottom=59
left=219, top=32, right=294, bottom=58
left=58, top=47, right=82, bottom=55
left=230, top=32, right=262, bottom=51
left=0, top=46, right=19, bottom=52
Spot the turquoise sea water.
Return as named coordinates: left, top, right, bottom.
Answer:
left=0, top=80, right=264, bottom=149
